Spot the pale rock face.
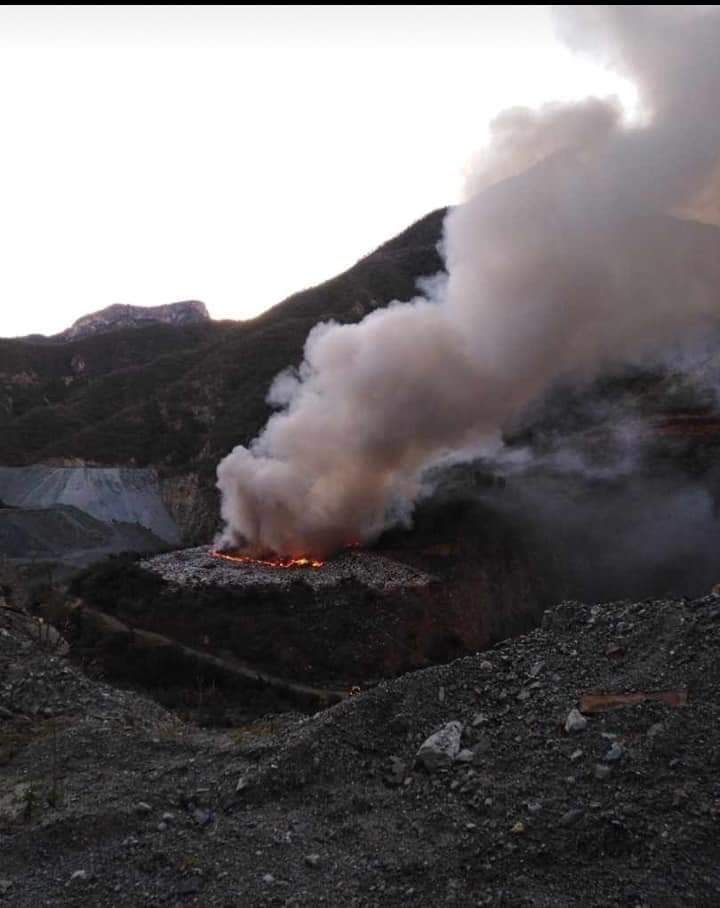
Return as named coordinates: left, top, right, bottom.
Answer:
left=0, top=465, right=180, bottom=543
left=56, top=301, right=209, bottom=342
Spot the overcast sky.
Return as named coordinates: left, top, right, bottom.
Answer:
left=0, top=5, right=632, bottom=337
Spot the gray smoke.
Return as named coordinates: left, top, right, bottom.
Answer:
left=217, top=6, right=720, bottom=558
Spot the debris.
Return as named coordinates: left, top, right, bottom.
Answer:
left=579, top=690, right=688, bottom=713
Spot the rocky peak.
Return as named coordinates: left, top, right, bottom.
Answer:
left=56, top=300, right=210, bottom=341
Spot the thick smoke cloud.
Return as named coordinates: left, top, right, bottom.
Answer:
left=217, top=6, right=720, bottom=558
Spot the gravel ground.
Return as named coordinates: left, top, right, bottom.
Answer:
left=1, top=592, right=720, bottom=906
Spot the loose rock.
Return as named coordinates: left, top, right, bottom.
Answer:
left=416, top=721, right=463, bottom=772
left=565, top=708, right=588, bottom=734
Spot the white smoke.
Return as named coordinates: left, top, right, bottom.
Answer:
left=217, top=6, right=720, bottom=558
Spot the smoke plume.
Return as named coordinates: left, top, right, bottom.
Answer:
left=217, top=6, right=720, bottom=558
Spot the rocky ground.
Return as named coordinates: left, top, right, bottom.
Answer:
left=1, top=590, right=720, bottom=906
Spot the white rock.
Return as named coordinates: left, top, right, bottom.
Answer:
left=416, top=721, right=463, bottom=771
left=565, top=708, right=588, bottom=734
left=604, top=742, right=624, bottom=762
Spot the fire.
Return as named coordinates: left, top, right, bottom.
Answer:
left=210, top=549, right=325, bottom=569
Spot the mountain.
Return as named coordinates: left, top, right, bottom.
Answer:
left=2, top=205, right=720, bottom=548
left=53, top=300, right=210, bottom=342
left=0, top=208, right=448, bottom=541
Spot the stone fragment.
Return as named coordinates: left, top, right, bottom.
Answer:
left=604, top=742, right=624, bottom=763
left=416, top=721, right=463, bottom=772
left=565, top=709, right=588, bottom=734
left=558, top=808, right=583, bottom=827
left=192, top=807, right=215, bottom=826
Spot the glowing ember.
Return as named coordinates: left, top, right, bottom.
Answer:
left=211, top=549, right=325, bottom=569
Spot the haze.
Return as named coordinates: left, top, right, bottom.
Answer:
left=0, top=5, right=631, bottom=337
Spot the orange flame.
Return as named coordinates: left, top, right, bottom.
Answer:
left=210, top=549, right=325, bottom=569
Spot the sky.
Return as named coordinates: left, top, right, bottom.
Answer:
left=0, top=5, right=633, bottom=338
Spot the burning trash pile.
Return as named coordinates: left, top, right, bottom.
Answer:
left=141, top=545, right=434, bottom=593
left=133, top=545, right=444, bottom=688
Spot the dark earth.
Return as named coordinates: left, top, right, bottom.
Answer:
left=1, top=586, right=719, bottom=906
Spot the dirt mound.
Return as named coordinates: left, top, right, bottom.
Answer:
left=0, top=504, right=167, bottom=564
left=2, top=593, right=719, bottom=905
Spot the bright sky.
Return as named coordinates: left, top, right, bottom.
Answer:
left=0, top=5, right=632, bottom=338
